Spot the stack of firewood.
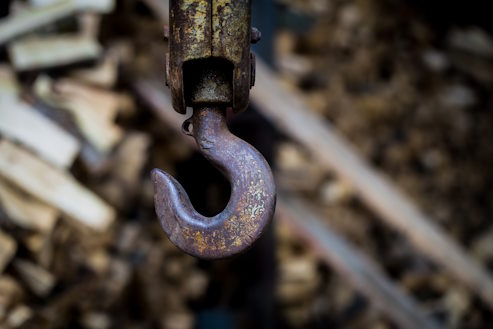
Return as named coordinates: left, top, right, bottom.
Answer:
left=0, top=1, right=210, bottom=328
left=269, top=1, right=493, bottom=328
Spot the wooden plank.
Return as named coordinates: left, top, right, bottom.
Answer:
left=0, top=0, right=115, bottom=45
left=0, top=179, right=58, bottom=233
left=277, top=194, right=442, bottom=329
left=0, top=96, right=80, bottom=169
left=251, top=58, right=493, bottom=309
left=9, top=34, right=102, bottom=71
left=0, top=230, right=16, bottom=274
left=0, top=140, right=115, bottom=232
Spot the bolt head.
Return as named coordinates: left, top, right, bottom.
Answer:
left=251, top=27, right=262, bottom=44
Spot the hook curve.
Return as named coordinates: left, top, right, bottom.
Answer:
left=152, top=107, right=276, bottom=259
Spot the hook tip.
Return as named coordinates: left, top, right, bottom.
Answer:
left=151, top=168, right=183, bottom=210
left=151, top=168, right=178, bottom=190
left=151, top=168, right=163, bottom=184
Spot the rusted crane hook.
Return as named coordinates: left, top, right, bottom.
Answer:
left=152, top=107, right=276, bottom=259
left=152, top=0, right=275, bottom=259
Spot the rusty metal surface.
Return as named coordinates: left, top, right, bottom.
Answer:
left=168, top=0, right=211, bottom=113
left=184, top=58, right=233, bottom=106
left=211, top=0, right=252, bottom=112
left=166, top=0, right=254, bottom=113
left=152, top=107, right=276, bottom=259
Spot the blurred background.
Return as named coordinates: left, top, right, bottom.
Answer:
left=0, top=0, right=493, bottom=328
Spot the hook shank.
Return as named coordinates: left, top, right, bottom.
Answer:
left=152, top=107, right=276, bottom=259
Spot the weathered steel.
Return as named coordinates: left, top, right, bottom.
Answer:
left=167, top=0, right=211, bottom=113
left=166, top=0, right=254, bottom=113
left=184, top=58, right=233, bottom=106
left=152, top=107, right=276, bottom=259
left=211, top=0, right=252, bottom=112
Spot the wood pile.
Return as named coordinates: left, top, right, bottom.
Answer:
left=268, top=1, right=493, bottom=328
left=0, top=1, right=207, bottom=328
left=0, top=0, right=492, bottom=329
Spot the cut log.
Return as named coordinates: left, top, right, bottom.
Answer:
left=0, top=0, right=115, bottom=45
left=9, top=34, right=102, bottom=71
left=69, top=55, right=118, bottom=88
left=0, top=276, right=23, bottom=321
left=78, top=12, right=101, bottom=39
left=276, top=142, right=327, bottom=192
left=101, top=259, right=131, bottom=306
left=5, top=304, right=32, bottom=328
left=79, top=312, right=112, bottom=329
left=0, top=140, right=115, bottom=232
left=0, top=230, right=17, bottom=274
left=161, top=312, right=195, bottom=329
left=0, top=179, right=58, bottom=233
left=179, top=270, right=209, bottom=300
left=13, top=260, right=55, bottom=297
left=22, top=233, right=54, bottom=269
left=277, top=194, right=443, bottom=329
left=251, top=58, right=493, bottom=310
left=113, top=132, right=150, bottom=186
left=0, top=65, right=19, bottom=95
left=0, top=66, right=77, bottom=169
left=277, top=256, right=319, bottom=304
left=0, top=95, right=80, bottom=169
left=29, top=0, right=61, bottom=7
left=97, top=132, right=151, bottom=207
left=34, top=76, right=125, bottom=153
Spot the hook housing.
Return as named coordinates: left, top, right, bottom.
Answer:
left=165, top=0, right=255, bottom=113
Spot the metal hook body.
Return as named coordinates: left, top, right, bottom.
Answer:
left=152, top=107, right=276, bottom=259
